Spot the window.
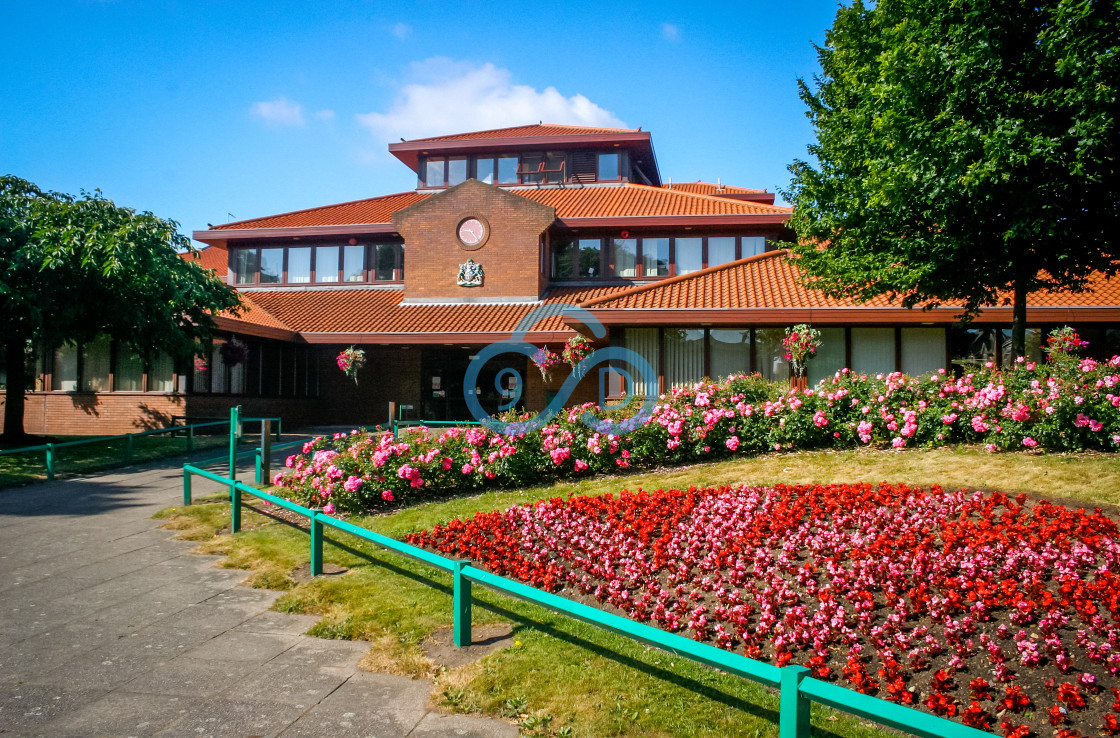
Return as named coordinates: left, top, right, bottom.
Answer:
left=623, top=328, right=659, bottom=397
left=754, top=328, right=790, bottom=381
left=852, top=327, right=895, bottom=375
left=1000, top=327, right=1042, bottom=366
left=149, top=353, right=175, bottom=393
left=373, top=243, right=396, bottom=281
left=54, top=342, right=78, bottom=391
left=288, top=247, right=311, bottom=283
left=498, top=155, right=518, bottom=184
left=425, top=157, right=445, bottom=187
left=448, top=157, right=468, bottom=186
left=710, top=329, right=750, bottom=379
left=82, top=335, right=111, bottom=392
left=259, top=248, right=284, bottom=284
left=551, top=239, right=575, bottom=279
left=664, top=329, right=705, bottom=387
left=742, top=237, right=766, bottom=258
left=598, top=152, right=620, bottom=181
left=807, top=327, right=846, bottom=385
left=612, top=238, right=637, bottom=278
left=520, top=153, right=544, bottom=184
left=474, top=157, right=496, bottom=184
left=675, top=237, right=703, bottom=275
left=642, top=238, right=670, bottom=277
left=315, top=246, right=339, bottom=283
left=708, top=237, right=736, bottom=267
left=950, top=327, right=996, bottom=369
left=343, top=245, right=365, bottom=282
left=578, top=239, right=601, bottom=278
left=234, top=249, right=257, bottom=285
left=542, top=152, right=566, bottom=184
left=903, top=327, right=948, bottom=375
left=116, top=350, right=144, bottom=391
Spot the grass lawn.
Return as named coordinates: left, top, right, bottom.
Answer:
left=154, top=446, right=1120, bottom=737
left=0, top=432, right=234, bottom=488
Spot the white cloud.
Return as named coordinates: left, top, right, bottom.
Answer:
left=392, top=22, right=411, bottom=40
left=356, top=59, right=626, bottom=141
left=661, top=23, right=680, bottom=42
left=314, top=109, right=336, bottom=120
left=251, top=97, right=305, bottom=127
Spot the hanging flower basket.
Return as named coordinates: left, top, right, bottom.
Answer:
left=336, top=346, right=366, bottom=385
left=531, top=345, right=562, bottom=383
left=219, top=337, right=250, bottom=367
left=562, top=335, right=594, bottom=377
left=193, top=356, right=208, bottom=373
left=783, top=323, right=822, bottom=379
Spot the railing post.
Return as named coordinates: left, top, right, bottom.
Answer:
left=228, top=405, right=241, bottom=491
left=45, top=443, right=55, bottom=481
left=183, top=467, right=192, bottom=506
left=780, top=666, right=812, bottom=738
left=187, top=424, right=194, bottom=453
left=125, top=433, right=134, bottom=463
left=254, top=450, right=263, bottom=484
left=310, top=509, right=323, bottom=576
left=275, top=417, right=282, bottom=439
left=230, top=484, right=241, bottom=533
left=260, top=419, right=272, bottom=485
left=452, top=560, right=473, bottom=647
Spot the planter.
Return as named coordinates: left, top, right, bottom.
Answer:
left=790, top=375, right=809, bottom=391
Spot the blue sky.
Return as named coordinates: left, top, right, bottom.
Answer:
left=2, top=1, right=839, bottom=244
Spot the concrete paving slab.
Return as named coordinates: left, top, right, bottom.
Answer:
left=409, top=712, right=521, bottom=738
left=36, top=690, right=203, bottom=737
left=0, top=454, right=517, bottom=737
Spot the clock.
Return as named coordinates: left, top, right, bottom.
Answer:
left=457, top=217, right=487, bottom=249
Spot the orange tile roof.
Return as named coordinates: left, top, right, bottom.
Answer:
left=519, top=184, right=790, bottom=218
left=242, top=285, right=631, bottom=336
left=211, top=192, right=427, bottom=230
left=579, top=251, right=1120, bottom=310
left=181, top=245, right=228, bottom=277
left=203, top=183, right=789, bottom=233
left=402, top=123, right=641, bottom=143
left=665, top=182, right=765, bottom=196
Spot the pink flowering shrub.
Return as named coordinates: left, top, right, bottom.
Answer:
left=276, top=357, right=1120, bottom=512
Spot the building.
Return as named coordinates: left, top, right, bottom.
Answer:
left=4, top=123, right=1118, bottom=435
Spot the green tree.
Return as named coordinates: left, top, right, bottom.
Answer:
left=785, top=0, right=1119, bottom=357
left=0, top=176, right=241, bottom=440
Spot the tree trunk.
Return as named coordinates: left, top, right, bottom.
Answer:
left=1, top=335, right=29, bottom=441
left=1011, top=279, right=1028, bottom=360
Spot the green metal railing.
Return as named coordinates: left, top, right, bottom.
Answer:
left=391, top=419, right=482, bottom=441
left=0, top=420, right=230, bottom=481
left=180, top=463, right=993, bottom=738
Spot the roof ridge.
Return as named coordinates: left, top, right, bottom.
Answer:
left=667, top=181, right=766, bottom=194
left=404, top=122, right=640, bottom=143
left=578, top=249, right=790, bottom=308
left=213, top=191, right=424, bottom=230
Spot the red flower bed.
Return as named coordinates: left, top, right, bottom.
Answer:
left=406, top=483, right=1120, bottom=735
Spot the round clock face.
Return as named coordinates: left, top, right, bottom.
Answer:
left=458, top=218, right=486, bottom=247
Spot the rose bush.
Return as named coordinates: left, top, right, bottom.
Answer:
left=275, top=356, right=1120, bottom=513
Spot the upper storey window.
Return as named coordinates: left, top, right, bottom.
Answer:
left=418, top=150, right=628, bottom=188
left=549, top=235, right=769, bottom=281
left=231, top=242, right=404, bottom=285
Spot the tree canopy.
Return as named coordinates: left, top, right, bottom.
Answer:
left=785, top=0, right=1119, bottom=356
left=0, top=175, right=241, bottom=439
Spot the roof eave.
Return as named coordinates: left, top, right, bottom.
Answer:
left=557, top=213, right=791, bottom=228
left=194, top=223, right=400, bottom=243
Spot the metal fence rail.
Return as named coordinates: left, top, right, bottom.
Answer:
left=0, top=420, right=230, bottom=481
left=180, top=462, right=994, bottom=738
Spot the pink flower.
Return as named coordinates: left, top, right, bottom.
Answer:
left=725, top=436, right=740, bottom=451
left=322, top=503, right=335, bottom=514
left=343, top=475, right=364, bottom=492
left=574, top=459, right=588, bottom=471
left=382, top=490, right=394, bottom=502
left=461, top=464, right=473, bottom=474
left=1022, top=437, right=1038, bottom=448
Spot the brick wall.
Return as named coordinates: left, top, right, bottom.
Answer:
left=393, top=179, right=555, bottom=301
left=0, top=392, right=185, bottom=436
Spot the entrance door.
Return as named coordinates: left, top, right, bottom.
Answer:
left=421, top=348, right=525, bottom=421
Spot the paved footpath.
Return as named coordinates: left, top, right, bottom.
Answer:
left=0, top=458, right=517, bottom=737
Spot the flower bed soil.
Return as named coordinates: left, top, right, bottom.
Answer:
left=406, top=483, right=1120, bottom=737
